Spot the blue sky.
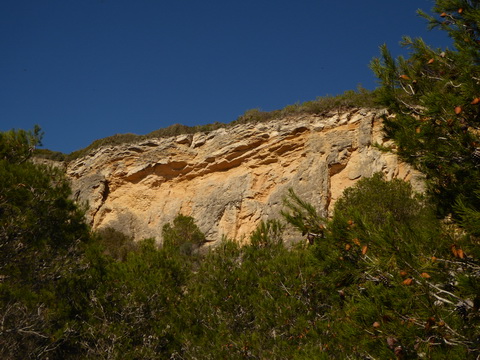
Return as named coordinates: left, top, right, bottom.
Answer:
left=1, top=0, right=451, bottom=153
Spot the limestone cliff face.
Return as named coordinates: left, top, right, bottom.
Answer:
left=67, top=108, right=424, bottom=244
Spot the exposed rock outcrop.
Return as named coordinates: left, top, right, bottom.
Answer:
left=67, top=108, right=424, bottom=244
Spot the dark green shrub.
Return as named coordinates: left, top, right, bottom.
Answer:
left=177, top=235, right=329, bottom=359
left=282, top=173, right=477, bottom=357
left=95, top=227, right=138, bottom=261
left=330, top=172, right=440, bottom=268
left=162, top=214, right=206, bottom=255
left=77, top=238, right=189, bottom=358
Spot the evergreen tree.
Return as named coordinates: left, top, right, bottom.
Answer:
left=0, top=127, right=91, bottom=358
left=370, top=4, right=480, bottom=356
left=283, top=174, right=479, bottom=358
left=370, top=0, right=480, bottom=217
left=0, top=125, right=43, bottom=164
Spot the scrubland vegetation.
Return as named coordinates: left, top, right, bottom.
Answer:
left=34, top=87, right=380, bottom=163
left=3, top=0, right=480, bottom=358
left=2, top=130, right=479, bottom=358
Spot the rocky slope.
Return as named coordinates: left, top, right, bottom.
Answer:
left=67, top=108, right=424, bottom=244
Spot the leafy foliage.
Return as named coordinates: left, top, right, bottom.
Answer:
left=370, top=0, right=480, bottom=219
left=283, top=174, right=479, bottom=358
left=0, top=127, right=91, bottom=358
left=95, top=226, right=138, bottom=261
left=330, top=173, right=440, bottom=268
left=0, top=125, right=43, bottom=164
left=4, top=1, right=480, bottom=358
left=162, top=213, right=206, bottom=255
left=175, top=234, right=331, bottom=359
left=366, top=5, right=480, bottom=355
left=75, top=239, right=190, bottom=358
left=2, top=124, right=479, bottom=359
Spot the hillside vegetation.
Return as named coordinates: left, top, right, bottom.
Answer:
left=34, top=87, right=379, bottom=162
left=2, top=0, right=480, bottom=358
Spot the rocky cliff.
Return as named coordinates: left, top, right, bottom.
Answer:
left=67, top=108, right=424, bottom=244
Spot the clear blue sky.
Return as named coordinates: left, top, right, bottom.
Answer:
left=1, top=0, right=451, bottom=153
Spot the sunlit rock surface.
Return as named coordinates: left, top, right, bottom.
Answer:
left=67, top=108, right=424, bottom=244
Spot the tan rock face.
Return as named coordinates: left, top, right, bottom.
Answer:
left=67, top=108, right=424, bottom=243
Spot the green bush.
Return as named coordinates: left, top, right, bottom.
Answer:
left=330, top=173, right=440, bottom=268
left=76, top=238, right=190, bottom=358
left=95, top=227, right=138, bottom=261
left=177, top=235, right=329, bottom=359
left=162, top=214, right=206, bottom=255
left=2, top=126, right=478, bottom=358
left=282, top=173, right=478, bottom=358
